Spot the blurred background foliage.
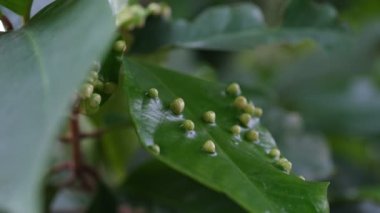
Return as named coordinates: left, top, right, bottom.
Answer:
left=2, top=0, right=380, bottom=212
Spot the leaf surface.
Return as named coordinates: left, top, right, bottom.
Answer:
left=122, top=58, right=329, bottom=212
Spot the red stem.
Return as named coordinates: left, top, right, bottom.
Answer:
left=0, top=14, right=13, bottom=31
left=70, top=104, right=82, bottom=176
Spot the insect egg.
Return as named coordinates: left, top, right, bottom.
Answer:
left=203, top=140, right=216, bottom=153
left=246, top=130, right=259, bottom=142
left=183, top=120, right=195, bottom=131
left=203, top=111, right=216, bottom=123
left=239, top=113, right=252, bottom=127
left=233, top=96, right=248, bottom=109
left=226, top=83, right=241, bottom=96
left=170, top=98, right=185, bottom=115
left=147, top=88, right=159, bottom=98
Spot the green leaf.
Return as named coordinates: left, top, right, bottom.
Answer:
left=122, top=58, right=329, bottom=212
left=123, top=160, right=244, bottom=212
left=91, top=86, right=140, bottom=185
left=0, top=0, right=115, bottom=212
left=283, top=0, right=339, bottom=28
left=131, top=3, right=348, bottom=52
left=0, top=0, right=33, bottom=17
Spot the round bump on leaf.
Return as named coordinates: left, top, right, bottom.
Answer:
left=79, top=83, right=94, bottom=99
left=226, top=83, right=241, bottom=96
left=147, top=88, right=159, bottom=98
left=203, top=140, right=216, bottom=153
left=161, top=5, right=171, bottom=19
left=114, top=40, right=127, bottom=52
left=239, top=113, right=252, bottom=127
left=233, top=96, right=248, bottom=109
left=88, top=93, right=102, bottom=108
left=299, top=176, right=306, bottom=181
left=243, top=104, right=256, bottom=115
left=148, top=144, right=160, bottom=155
left=170, top=98, right=185, bottom=115
left=268, top=148, right=281, bottom=158
left=246, top=130, right=259, bottom=142
left=230, top=125, right=241, bottom=136
left=253, top=107, right=263, bottom=117
left=147, top=2, right=161, bottom=15
left=203, top=111, right=216, bottom=123
left=183, top=120, right=195, bottom=131
left=277, top=158, right=292, bottom=174
left=90, top=70, right=98, bottom=79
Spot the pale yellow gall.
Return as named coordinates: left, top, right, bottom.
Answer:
left=203, top=111, right=216, bottom=123
left=233, top=96, right=248, bottom=109
left=88, top=93, right=102, bottom=108
left=246, top=130, right=259, bottom=142
left=226, top=83, right=241, bottom=96
left=230, top=125, right=241, bottom=136
left=183, top=120, right=195, bottom=131
left=277, top=158, right=292, bottom=174
left=203, top=140, right=216, bottom=153
left=79, top=83, right=94, bottom=99
left=170, top=98, right=185, bottom=115
left=239, top=113, right=252, bottom=127
left=268, top=148, right=281, bottom=158
left=148, top=88, right=159, bottom=98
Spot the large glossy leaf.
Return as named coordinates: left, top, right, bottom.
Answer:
left=122, top=58, right=329, bottom=212
left=0, top=0, right=115, bottom=212
left=0, top=0, right=32, bottom=16
left=123, top=160, right=244, bottom=212
left=131, top=3, right=348, bottom=53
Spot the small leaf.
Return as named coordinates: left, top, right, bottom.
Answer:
left=122, top=58, right=329, bottom=212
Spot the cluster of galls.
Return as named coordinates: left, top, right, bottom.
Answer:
left=145, top=83, right=300, bottom=179
left=226, top=83, right=295, bottom=176
left=116, top=2, right=171, bottom=30
left=78, top=63, right=116, bottom=114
